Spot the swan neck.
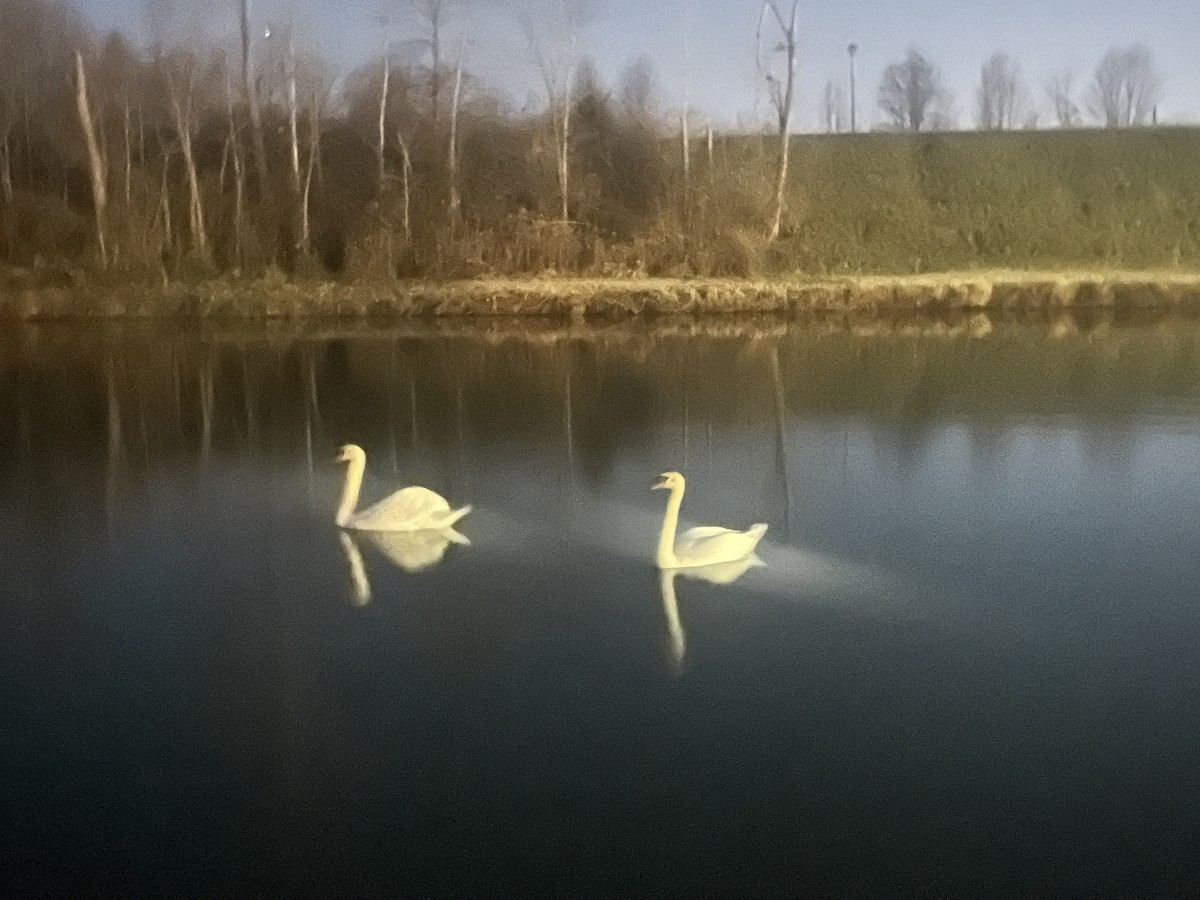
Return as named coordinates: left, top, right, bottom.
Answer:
left=657, top=482, right=684, bottom=567
left=337, top=456, right=365, bottom=527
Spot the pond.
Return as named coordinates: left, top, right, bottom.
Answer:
left=2, top=310, right=1199, bottom=895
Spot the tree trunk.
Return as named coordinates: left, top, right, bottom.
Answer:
left=74, top=52, right=109, bottom=268
left=766, top=2, right=797, bottom=242
left=681, top=110, right=690, bottom=215
left=218, top=134, right=230, bottom=193
left=558, top=67, right=573, bottom=225
left=430, top=9, right=441, bottom=126
left=396, top=128, right=412, bottom=246
left=681, top=5, right=691, bottom=205
left=448, top=56, right=463, bottom=225
left=122, top=99, right=132, bottom=209
left=157, top=154, right=172, bottom=250
left=286, top=38, right=304, bottom=257
left=0, top=133, right=13, bottom=258
left=0, top=135, right=11, bottom=204
left=770, top=128, right=790, bottom=242
left=302, top=91, right=319, bottom=252
left=225, top=76, right=244, bottom=270
left=168, top=67, right=209, bottom=263
left=377, top=50, right=389, bottom=197
left=287, top=39, right=301, bottom=195
left=240, top=0, right=269, bottom=188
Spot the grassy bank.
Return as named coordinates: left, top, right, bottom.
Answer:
left=5, top=269, right=1200, bottom=320
left=766, top=128, right=1200, bottom=275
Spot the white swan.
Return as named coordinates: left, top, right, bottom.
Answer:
left=335, top=444, right=471, bottom=531
left=653, top=471, right=767, bottom=568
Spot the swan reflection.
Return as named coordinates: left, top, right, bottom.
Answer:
left=658, top=554, right=764, bottom=673
left=338, top=527, right=469, bottom=606
left=339, top=532, right=373, bottom=607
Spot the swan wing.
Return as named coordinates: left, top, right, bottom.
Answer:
left=350, top=486, right=459, bottom=531
left=673, top=524, right=768, bottom=567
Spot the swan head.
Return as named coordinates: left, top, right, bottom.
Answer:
left=335, top=444, right=366, bottom=464
left=652, top=471, right=685, bottom=491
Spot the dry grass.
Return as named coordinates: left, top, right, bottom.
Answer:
left=5, top=268, right=1200, bottom=320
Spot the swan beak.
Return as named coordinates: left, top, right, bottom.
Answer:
left=652, top=476, right=669, bottom=490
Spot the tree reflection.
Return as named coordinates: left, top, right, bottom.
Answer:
left=3, top=316, right=1200, bottom=492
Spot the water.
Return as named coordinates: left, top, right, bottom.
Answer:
left=2, top=311, right=1199, bottom=895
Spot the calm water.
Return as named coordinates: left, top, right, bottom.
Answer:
left=2, top=312, right=1199, bottom=895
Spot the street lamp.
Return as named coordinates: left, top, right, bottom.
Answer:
left=847, top=42, right=858, bottom=133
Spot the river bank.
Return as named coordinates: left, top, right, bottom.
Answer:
left=5, top=269, right=1200, bottom=320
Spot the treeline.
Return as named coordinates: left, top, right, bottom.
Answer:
left=0, top=0, right=1193, bottom=285
left=824, top=42, right=1163, bottom=134
left=0, top=0, right=783, bottom=282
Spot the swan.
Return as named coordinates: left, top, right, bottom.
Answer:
left=335, top=444, right=471, bottom=531
left=653, top=471, right=767, bottom=569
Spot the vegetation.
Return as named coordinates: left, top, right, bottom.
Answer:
left=1, top=0, right=1199, bottom=304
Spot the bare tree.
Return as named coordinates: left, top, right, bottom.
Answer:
left=975, top=52, right=1025, bottom=130
left=161, top=52, right=209, bottom=264
left=1087, top=43, right=1162, bottom=127
left=74, top=51, right=109, bottom=267
left=677, top=0, right=693, bottom=203
left=877, top=47, right=946, bottom=132
left=238, top=0, right=269, bottom=186
left=301, top=86, right=323, bottom=253
left=223, top=73, right=245, bottom=268
left=377, top=42, right=390, bottom=196
left=447, top=51, right=464, bottom=221
left=395, top=127, right=413, bottom=244
left=619, top=54, right=659, bottom=120
left=287, top=36, right=301, bottom=199
left=1046, top=70, right=1080, bottom=127
left=519, top=0, right=587, bottom=224
left=820, top=79, right=846, bottom=132
left=757, top=0, right=798, bottom=241
left=406, top=0, right=453, bottom=124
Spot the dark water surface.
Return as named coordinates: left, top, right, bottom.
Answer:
left=2, top=312, right=1199, bottom=896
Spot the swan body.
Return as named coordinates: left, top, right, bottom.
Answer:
left=675, top=554, right=765, bottom=585
left=335, top=444, right=471, bottom=532
left=653, top=471, right=767, bottom=569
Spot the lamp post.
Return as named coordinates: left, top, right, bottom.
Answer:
left=848, top=42, right=858, bottom=133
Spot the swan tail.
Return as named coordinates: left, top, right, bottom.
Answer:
left=748, top=523, right=769, bottom=540
left=439, top=504, right=473, bottom=528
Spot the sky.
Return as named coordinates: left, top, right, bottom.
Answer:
left=76, top=0, right=1200, bottom=129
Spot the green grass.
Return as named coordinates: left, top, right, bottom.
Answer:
left=763, top=127, right=1200, bottom=274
